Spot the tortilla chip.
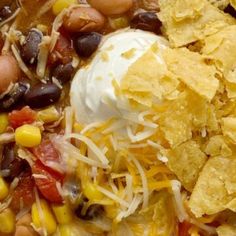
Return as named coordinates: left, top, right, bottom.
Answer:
left=202, top=26, right=236, bottom=86
left=163, top=48, right=219, bottom=101
left=121, top=48, right=179, bottom=107
left=159, top=92, right=192, bottom=147
left=158, top=0, right=235, bottom=47
left=189, top=156, right=236, bottom=217
left=222, top=117, right=236, bottom=142
left=205, top=135, right=232, bottom=157
left=217, top=224, right=236, bottom=236
left=166, top=140, right=207, bottom=191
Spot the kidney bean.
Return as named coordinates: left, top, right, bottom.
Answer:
left=130, top=12, right=162, bottom=34
left=0, top=6, right=12, bottom=22
left=63, top=7, right=106, bottom=33
left=52, top=62, right=74, bottom=84
left=21, top=29, right=43, bottom=65
left=0, top=55, right=20, bottom=94
left=88, top=0, right=133, bottom=15
left=1, top=143, right=29, bottom=182
left=74, top=32, right=102, bottom=58
left=24, top=82, right=61, bottom=108
left=0, top=83, right=28, bottom=112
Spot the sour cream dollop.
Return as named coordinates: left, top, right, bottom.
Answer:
left=70, top=29, right=169, bottom=124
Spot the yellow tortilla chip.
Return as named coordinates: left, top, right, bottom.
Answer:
left=226, top=81, right=236, bottom=99
left=202, top=26, right=236, bottom=85
left=222, top=117, right=236, bottom=142
left=158, top=0, right=235, bottom=47
left=205, top=135, right=232, bottom=157
left=163, top=48, right=219, bottom=101
left=189, top=156, right=236, bottom=217
left=217, top=224, right=236, bottom=236
left=159, top=92, right=192, bottom=147
left=166, top=140, right=207, bottom=191
left=121, top=48, right=179, bottom=107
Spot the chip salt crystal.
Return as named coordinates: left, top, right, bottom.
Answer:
left=70, top=29, right=169, bottom=124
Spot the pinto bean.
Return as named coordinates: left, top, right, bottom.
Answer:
left=15, top=226, right=39, bottom=236
left=24, top=83, right=61, bottom=108
left=0, top=55, right=20, bottom=94
left=63, top=7, right=106, bottom=33
left=15, top=214, right=38, bottom=236
left=88, top=0, right=133, bottom=15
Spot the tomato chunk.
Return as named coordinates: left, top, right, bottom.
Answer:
left=48, top=31, right=73, bottom=65
left=8, top=106, right=37, bottom=129
left=10, top=171, right=35, bottom=212
left=31, top=138, right=61, bottom=167
left=32, top=160, right=63, bottom=204
left=178, top=221, right=191, bottom=236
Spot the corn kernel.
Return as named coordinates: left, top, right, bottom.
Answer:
left=0, top=208, right=15, bottom=234
left=0, top=113, right=8, bottom=134
left=84, top=182, right=103, bottom=201
left=59, top=224, right=75, bottom=236
left=73, top=123, right=83, bottom=133
left=104, top=205, right=117, bottom=219
left=52, top=0, right=76, bottom=15
left=32, top=199, right=57, bottom=235
left=52, top=202, right=73, bottom=224
left=37, top=106, right=60, bottom=123
left=0, top=177, right=9, bottom=200
left=15, top=124, right=41, bottom=147
left=109, top=16, right=129, bottom=29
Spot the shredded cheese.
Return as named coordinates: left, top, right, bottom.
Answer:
left=11, top=44, right=34, bottom=79
left=127, top=126, right=156, bottom=143
left=171, top=180, right=189, bottom=223
left=129, top=155, right=149, bottom=209
left=96, top=185, right=130, bottom=208
left=36, top=36, right=51, bottom=78
left=64, top=133, right=109, bottom=166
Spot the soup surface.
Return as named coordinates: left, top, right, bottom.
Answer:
left=1, top=0, right=236, bottom=236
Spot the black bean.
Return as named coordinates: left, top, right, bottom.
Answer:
left=224, top=4, right=236, bottom=18
left=24, top=82, right=61, bottom=108
left=0, top=6, right=12, bottom=22
left=74, top=32, right=102, bottom=58
left=75, top=203, right=104, bottom=220
left=130, top=12, right=162, bottom=34
left=21, top=29, right=43, bottom=65
left=1, top=143, right=29, bottom=182
left=0, top=83, right=28, bottom=112
left=52, top=63, right=74, bottom=84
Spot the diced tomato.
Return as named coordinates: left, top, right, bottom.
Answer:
left=10, top=171, right=35, bottom=212
left=8, top=106, right=37, bottom=129
left=48, top=31, right=74, bottom=65
left=31, top=138, right=61, bottom=169
left=32, top=160, right=63, bottom=204
left=178, top=221, right=191, bottom=236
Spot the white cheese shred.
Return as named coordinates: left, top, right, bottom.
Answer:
left=129, top=155, right=149, bottom=209
left=171, top=180, right=188, bottom=223
left=11, top=44, right=34, bottom=79
left=96, top=185, right=130, bottom=208
left=64, top=133, right=109, bottom=166
left=116, top=194, right=142, bottom=222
